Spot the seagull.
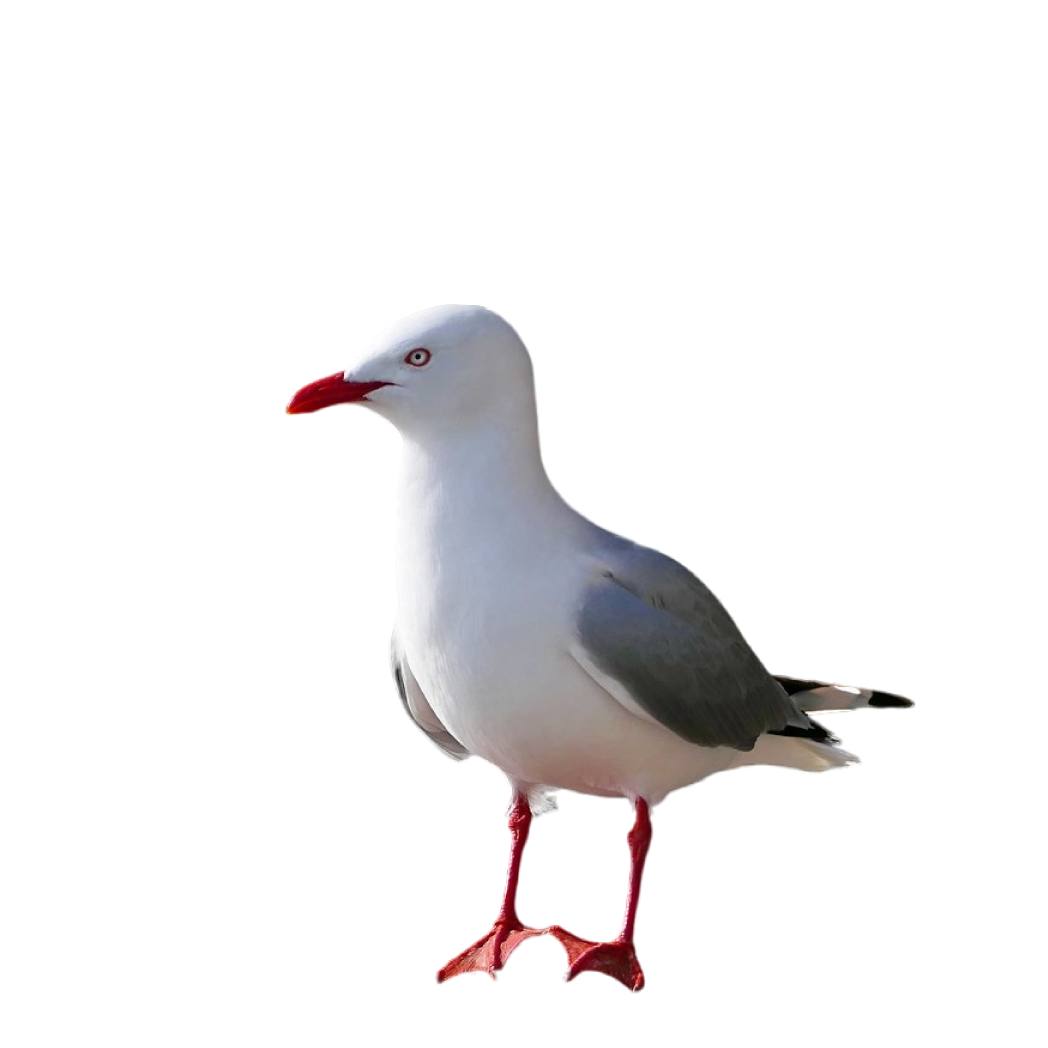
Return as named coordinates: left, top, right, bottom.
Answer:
left=286, top=305, right=912, bottom=991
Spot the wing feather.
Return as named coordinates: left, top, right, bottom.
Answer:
left=391, top=633, right=470, bottom=760
left=573, top=541, right=817, bottom=751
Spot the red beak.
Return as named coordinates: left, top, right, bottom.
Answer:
left=286, top=372, right=392, bottom=414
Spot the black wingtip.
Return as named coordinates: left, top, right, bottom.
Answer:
left=768, top=720, right=841, bottom=745
left=867, top=690, right=914, bottom=708
left=775, top=676, right=824, bottom=696
left=775, top=675, right=915, bottom=708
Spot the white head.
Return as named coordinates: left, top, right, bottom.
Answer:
left=287, top=305, right=537, bottom=441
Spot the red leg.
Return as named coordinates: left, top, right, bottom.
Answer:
left=561, top=797, right=651, bottom=991
left=435, top=792, right=649, bottom=989
left=437, top=792, right=545, bottom=982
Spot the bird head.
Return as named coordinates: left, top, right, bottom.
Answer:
left=286, top=305, right=535, bottom=439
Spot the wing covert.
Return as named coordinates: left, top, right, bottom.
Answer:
left=573, top=542, right=810, bottom=751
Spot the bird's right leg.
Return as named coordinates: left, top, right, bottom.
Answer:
left=555, top=797, right=651, bottom=991
left=437, top=791, right=545, bottom=981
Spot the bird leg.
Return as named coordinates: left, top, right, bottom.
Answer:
left=437, top=791, right=545, bottom=982
left=561, top=797, right=651, bottom=991
left=429, top=792, right=649, bottom=989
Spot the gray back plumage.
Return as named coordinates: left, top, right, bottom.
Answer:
left=576, top=536, right=815, bottom=751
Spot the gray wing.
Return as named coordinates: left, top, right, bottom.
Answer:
left=390, top=632, right=470, bottom=760
left=573, top=539, right=823, bottom=752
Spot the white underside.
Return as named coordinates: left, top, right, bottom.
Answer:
left=511, top=733, right=863, bottom=813
left=410, top=633, right=853, bottom=805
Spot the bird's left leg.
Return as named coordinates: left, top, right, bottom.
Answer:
left=437, top=791, right=545, bottom=982
left=558, top=797, right=651, bottom=991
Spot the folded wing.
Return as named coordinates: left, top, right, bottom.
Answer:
left=391, top=631, right=470, bottom=760
left=572, top=541, right=833, bottom=752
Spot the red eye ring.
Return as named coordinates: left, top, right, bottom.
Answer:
left=405, top=347, right=432, bottom=367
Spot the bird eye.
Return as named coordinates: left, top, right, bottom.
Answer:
left=405, top=348, right=432, bottom=367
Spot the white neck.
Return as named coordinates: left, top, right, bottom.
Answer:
left=397, top=413, right=563, bottom=536
left=391, top=410, right=574, bottom=603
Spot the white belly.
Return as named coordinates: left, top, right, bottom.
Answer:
left=397, top=558, right=736, bottom=803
